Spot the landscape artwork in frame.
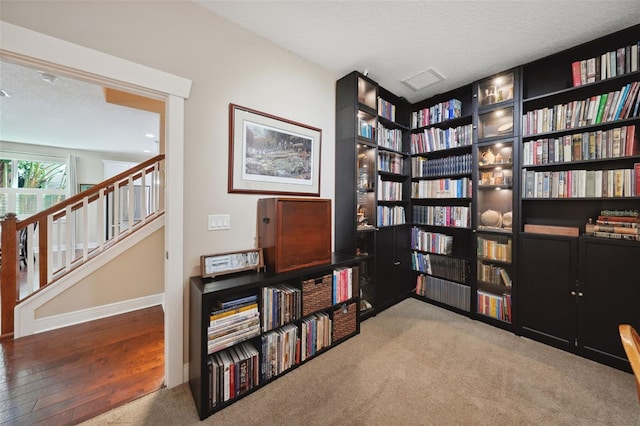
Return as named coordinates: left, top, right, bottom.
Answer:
left=229, top=103, right=321, bottom=195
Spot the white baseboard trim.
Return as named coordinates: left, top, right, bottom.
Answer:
left=33, top=293, right=164, bottom=334
left=15, top=216, right=164, bottom=338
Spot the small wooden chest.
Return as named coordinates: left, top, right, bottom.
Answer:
left=257, top=198, right=332, bottom=273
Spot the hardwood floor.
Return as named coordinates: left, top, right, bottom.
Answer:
left=0, top=306, right=164, bottom=425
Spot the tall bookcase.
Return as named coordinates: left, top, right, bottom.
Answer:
left=517, top=24, right=640, bottom=370
left=335, top=72, right=411, bottom=318
left=409, top=85, right=474, bottom=314
left=473, top=69, right=520, bottom=328
left=334, top=23, right=639, bottom=372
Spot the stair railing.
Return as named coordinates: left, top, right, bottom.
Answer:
left=0, top=154, right=165, bottom=337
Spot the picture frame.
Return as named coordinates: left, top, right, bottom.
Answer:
left=78, top=183, right=94, bottom=193
left=200, top=248, right=265, bottom=279
left=228, top=103, right=322, bottom=196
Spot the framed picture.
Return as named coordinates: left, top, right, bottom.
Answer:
left=200, top=248, right=265, bottom=279
left=228, top=103, right=322, bottom=196
left=78, top=183, right=94, bottom=193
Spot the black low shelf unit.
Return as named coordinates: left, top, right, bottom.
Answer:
left=189, top=253, right=360, bottom=420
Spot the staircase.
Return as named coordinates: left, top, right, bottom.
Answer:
left=0, top=155, right=165, bottom=338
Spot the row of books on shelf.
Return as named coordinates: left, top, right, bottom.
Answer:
left=522, top=166, right=640, bottom=199
left=261, top=284, right=302, bottom=332
left=377, top=205, right=406, bottom=226
left=377, top=124, right=403, bottom=152
left=206, top=308, right=340, bottom=409
left=208, top=301, right=260, bottom=355
left=522, top=125, right=637, bottom=166
left=412, top=204, right=471, bottom=228
left=584, top=210, right=640, bottom=241
left=358, top=117, right=374, bottom=139
left=477, top=237, right=512, bottom=263
left=377, top=179, right=403, bottom=201
left=261, top=324, right=298, bottom=382
left=207, top=342, right=259, bottom=408
left=410, top=226, right=453, bottom=255
left=477, top=291, right=511, bottom=323
left=411, top=251, right=469, bottom=284
left=477, top=261, right=512, bottom=287
left=572, top=42, right=639, bottom=87
left=411, top=177, right=472, bottom=199
left=378, top=97, right=396, bottom=122
left=415, top=274, right=470, bottom=312
left=522, top=81, right=640, bottom=136
left=300, top=312, right=332, bottom=362
left=333, top=267, right=354, bottom=304
left=378, top=151, right=404, bottom=174
left=411, top=98, right=462, bottom=128
left=410, top=124, right=473, bottom=154
left=411, top=153, right=472, bottom=178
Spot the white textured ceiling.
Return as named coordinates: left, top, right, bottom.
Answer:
left=195, top=0, right=640, bottom=103
left=1, top=3, right=638, bottom=155
left=0, top=59, right=160, bottom=156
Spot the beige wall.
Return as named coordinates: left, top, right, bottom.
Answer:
left=1, top=1, right=337, bottom=359
left=36, top=228, right=164, bottom=317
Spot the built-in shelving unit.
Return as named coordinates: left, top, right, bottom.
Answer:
left=334, top=23, right=639, bottom=374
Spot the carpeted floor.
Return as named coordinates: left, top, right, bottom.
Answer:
left=81, top=298, right=639, bottom=425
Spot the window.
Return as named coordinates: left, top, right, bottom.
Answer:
left=0, top=153, right=70, bottom=218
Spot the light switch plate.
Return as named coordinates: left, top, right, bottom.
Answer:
left=208, top=214, right=230, bottom=231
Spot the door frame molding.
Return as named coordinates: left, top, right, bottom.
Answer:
left=0, top=21, right=192, bottom=388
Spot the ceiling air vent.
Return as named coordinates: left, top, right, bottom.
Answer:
left=401, top=67, right=445, bottom=91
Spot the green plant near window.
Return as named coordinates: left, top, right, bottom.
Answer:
left=17, top=160, right=67, bottom=189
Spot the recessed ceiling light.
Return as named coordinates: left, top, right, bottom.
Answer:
left=145, top=133, right=155, bottom=138
left=143, top=149, right=151, bottom=153
left=0, top=89, right=10, bottom=97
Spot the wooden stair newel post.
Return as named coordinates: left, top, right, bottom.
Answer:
left=1, top=213, right=18, bottom=336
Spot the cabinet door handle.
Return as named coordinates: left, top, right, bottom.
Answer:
left=578, top=292, right=584, bottom=297
left=571, top=291, right=576, bottom=296
left=394, top=261, right=400, bottom=266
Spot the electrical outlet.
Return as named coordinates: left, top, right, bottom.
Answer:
left=208, top=214, right=230, bottom=231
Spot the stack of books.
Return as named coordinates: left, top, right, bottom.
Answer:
left=207, top=295, right=260, bottom=355
left=585, top=209, right=640, bottom=241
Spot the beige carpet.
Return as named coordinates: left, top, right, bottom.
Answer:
left=81, top=298, right=639, bottom=425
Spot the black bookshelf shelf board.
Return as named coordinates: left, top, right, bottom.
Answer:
left=358, top=103, right=377, bottom=116
left=476, top=227, right=514, bottom=235
left=378, top=145, right=406, bottom=155
left=412, top=115, right=472, bottom=132
left=411, top=145, right=473, bottom=156
left=378, top=115, right=409, bottom=130
left=378, top=171, right=408, bottom=178
left=522, top=155, right=640, bottom=169
left=477, top=256, right=511, bottom=266
left=522, top=117, right=640, bottom=140
left=411, top=294, right=471, bottom=315
left=523, top=71, right=640, bottom=106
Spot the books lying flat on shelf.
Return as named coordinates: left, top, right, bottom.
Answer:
left=208, top=303, right=260, bottom=354
left=584, top=209, right=640, bottom=241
